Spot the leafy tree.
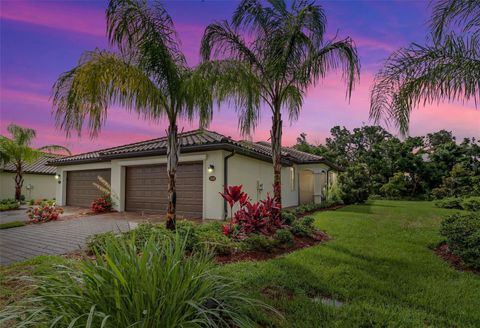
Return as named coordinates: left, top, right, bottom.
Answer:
left=338, top=163, right=370, bottom=204
left=370, top=0, right=479, bottom=134
left=201, top=0, right=360, bottom=203
left=0, top=124, right=70, bottom=201
left=52, top=0, right=214, bottom=229
left=380, top=172, right=409, bottom=198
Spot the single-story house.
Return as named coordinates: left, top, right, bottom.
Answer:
left=49, top=129, right=340, bottom=219
left=1, top=155, right=60, bottom=200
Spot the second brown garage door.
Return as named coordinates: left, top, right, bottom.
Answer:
left=66, top=169, right=111, bottom=207
left=125, top=162, right=203, bottom=218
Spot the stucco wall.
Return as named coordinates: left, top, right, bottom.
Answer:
left=55, top=151, right=335, bottom=219
left=0, top=172, right=56, bottom=200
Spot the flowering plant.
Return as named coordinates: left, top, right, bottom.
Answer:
left=90, top=195, right=112, bottom=214
left=222, top=186, right=284, bottom=239
left=27, top=205, right=64, bottom=223
left=220, top=185, right=248, bottom=220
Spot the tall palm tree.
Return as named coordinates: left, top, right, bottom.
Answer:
left=0, top=124, right=71, bottom=201
left=201, top=0, right=360, bottom=204
left=370, top=0, right=479, bottom=135
left=52, top=0, right=214, bottom=229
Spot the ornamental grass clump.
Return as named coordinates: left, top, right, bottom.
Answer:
left=0, top=234, right=275, bottom=327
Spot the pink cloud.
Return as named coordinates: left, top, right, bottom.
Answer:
left=0, top=1, right=105, bottom=37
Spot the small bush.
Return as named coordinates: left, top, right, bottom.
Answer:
left=244, top=234, right=278, bottom=252
left=0, top=235, right=275, bottom=327
left=195, top=222, right=240, bottom=255
left=440, top=213, right=480, bottom=269
left=281, top=211, right=296, bottom=225
left=460, top=196, right=480, bottom=212
left=290, top=216, right=315, bottom=237
left=90, top=195, right=112, bottom=213
left=274, top=228, right=294, bottom=246
left=27, top=205, right=63, bottom=223
left=0, top=199, right=20, bottom=211
left=435, top=197, right=462, bottom=209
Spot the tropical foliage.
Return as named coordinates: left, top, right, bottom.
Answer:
left=440, top=212, right=480, bottom=269
left=0, top=124, right=70, bottom=201
left=52, top=0, right=215, bottom=229
left=370, top=0, right=479, bottom=134
left=201, top=0, right=360, bottom=203
left=0, top=234, right=274, bottom=327
left=296, top=126, right=480, bottom=200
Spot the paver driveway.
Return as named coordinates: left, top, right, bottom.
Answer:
left=0, top=215, right=132, bottom=265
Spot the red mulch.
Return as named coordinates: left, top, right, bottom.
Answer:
left=215, top=230, right=331, bottom=264
left=434, top=243, right=479, bottom=275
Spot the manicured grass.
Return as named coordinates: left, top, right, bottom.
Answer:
left=0, top=221, right=25, bottom=229
left=217, top=200, right=480, bottom=327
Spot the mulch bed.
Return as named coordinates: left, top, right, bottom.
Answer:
left=215, top=230, right=331, bottom=264
left=434, top=243, right=479, bottom=275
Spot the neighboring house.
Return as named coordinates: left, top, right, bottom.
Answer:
left=0, top=155, right=61, bottom=200
left=49, top=130, right=341, bottom=219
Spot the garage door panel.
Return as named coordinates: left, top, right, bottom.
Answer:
left=66, top=169, right=111, bottom=207
left=125, top=163, right=203, bottom=218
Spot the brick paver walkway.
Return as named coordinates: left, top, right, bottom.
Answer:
left=0, top=216, right=132, bottom=265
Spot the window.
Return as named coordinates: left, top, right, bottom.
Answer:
left=290, top=167, right=296, bottom=191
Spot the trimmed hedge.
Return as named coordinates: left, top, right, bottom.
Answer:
left=440, top=212, right=480, bottom=269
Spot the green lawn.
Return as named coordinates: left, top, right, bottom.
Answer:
left=218, top=200, right=480, bottom=327
left=1, top=201, right=479, bottom=327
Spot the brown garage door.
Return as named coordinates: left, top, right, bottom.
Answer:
left=66, top=169, right=111, bottom=207
left=125, top=162, right=203, bottom=218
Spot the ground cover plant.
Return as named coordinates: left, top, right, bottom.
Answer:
left=440, top=212, right=480, bottom=270
left=1, top=235, right=275, bottom=327
left=0, top=221, right=25, bottom=230
left=0, top=199, right=20, bottom=212
left=26, top=204, right=64, bottom=223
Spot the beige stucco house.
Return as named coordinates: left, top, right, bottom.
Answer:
left=1, top=155, right=59, bottom=200
left=49, top=130, right=340, bottom=220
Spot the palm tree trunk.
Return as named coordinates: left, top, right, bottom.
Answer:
left=166, top=123, right=179, bottom=230
left=271, top=109, right=282, bottom=206
left=14, top=163, right=23, bottom=202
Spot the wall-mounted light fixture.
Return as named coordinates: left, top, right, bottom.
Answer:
left=207, top=164, right=215, bottom=174
left=55, top=174, right=61, bottom=184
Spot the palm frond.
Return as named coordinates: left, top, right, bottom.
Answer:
left=52, top=49, right=168, bottom=137
left=6, top=124, right=36, bottom=147
left=430, top=0, right=480, bottom=42
left=370, top=35, right=480, bottom=135
left=37, top=145, right=72, bottom=155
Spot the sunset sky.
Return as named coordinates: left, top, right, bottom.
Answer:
left=1, top=0, right=478, bottom=154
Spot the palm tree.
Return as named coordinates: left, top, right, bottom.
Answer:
left=201, top=0, right=360, bottom=204
left=370, top=0, right=479, bottom=135
left=0, top=124, right=71, bottom=201
left=52, top=0, right=214, bottom=230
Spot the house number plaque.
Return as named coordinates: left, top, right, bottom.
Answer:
left=209, top=176, right=216, bottom=181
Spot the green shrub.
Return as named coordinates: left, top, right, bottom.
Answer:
left=281, top=211, right=296, bottom=225
left=274, top=228, right=294, bottom=246
left=195, top=222, right=240, bottom=255
left=244, top=234, right=278, bottom=252
left=460, top=196, right=480, bottom=212
left=435, top=197, right=462, bottom=209
left=338, top=164, right=370, bottom=204
left=0, top=199, right=20, bottom=211
left=290, top=216, right=315, bottom=237
left=440, top=213, right=480, bottom=269
left=0, top=234, right=275, bottom=327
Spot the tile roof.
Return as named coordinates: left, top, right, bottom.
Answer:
left=2, top=154, right=63, bottom=175
left=49, top=129, right=340, bottom=169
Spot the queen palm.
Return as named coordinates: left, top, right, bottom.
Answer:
left=370, top=0, right=479, bottom=134
left=201, top=0, right=360, bottom=204
left=52, top=0, right=214, bottom=229
left=0, top=124, right=71, bottom=201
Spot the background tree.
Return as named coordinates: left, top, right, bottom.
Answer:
left=201, top=0, right=360, bottom=204
left=370, top=0, right=479, bottom=134
left=0, top=124, right=71, bottom=201
left=52, top=0, right=214, bottom=229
